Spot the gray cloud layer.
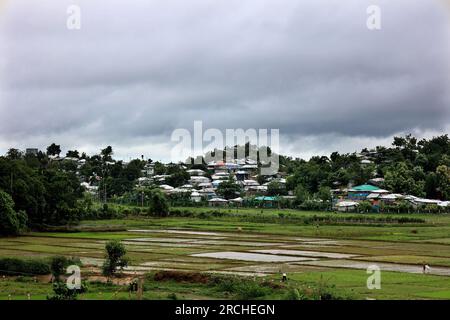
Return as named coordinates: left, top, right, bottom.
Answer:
left=0, top=0, right=449, bottom=161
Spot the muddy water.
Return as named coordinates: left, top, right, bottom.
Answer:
left=191, top=251, right=318, bottom=262
left=190, top=240, right=285, bottom=247
left=125, top=237, right=200, bottom=243
left=128, top=229, right=221, bottom=236
left=80, top=257, right=104, bottom=267
left=251, top=249, right=358, bottom=259
left=294, top=259, right=450, bottom=276
left=224, top=264, right=325, bottom=274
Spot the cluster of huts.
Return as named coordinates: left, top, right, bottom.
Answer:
left=333, top=184, right=449, bottom=212
left=138, top=159, right=287, bottom=206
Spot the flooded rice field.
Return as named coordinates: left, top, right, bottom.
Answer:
left=1, top=228, right=450, bottom=278
left=250, top=249, right=358, bottom=259
left=191, top=251, right=317, bottom=262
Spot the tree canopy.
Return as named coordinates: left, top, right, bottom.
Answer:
left=0, top=189, right=27, bottom=235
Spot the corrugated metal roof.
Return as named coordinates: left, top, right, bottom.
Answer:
left=350, top=184, right=380, bottom=191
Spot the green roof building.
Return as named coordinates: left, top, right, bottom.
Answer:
left=350, top=184, right=380, bottom=192
left=348, top=184, right=380, bottom=200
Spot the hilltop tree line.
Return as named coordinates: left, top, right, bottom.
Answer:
left=282, top=134, right=450, bottom=201
left=0, top=144, right=169, bottom=235
left=0, top=135, right=449, bottom=235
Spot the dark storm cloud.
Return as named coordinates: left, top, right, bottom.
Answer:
left=0, top=0, right=449, bottom=160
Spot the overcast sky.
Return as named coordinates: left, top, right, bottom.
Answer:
left=0, top=0, right=449, bottom=162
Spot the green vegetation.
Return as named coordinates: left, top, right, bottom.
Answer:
left=0, top=257, right=50, bottom=276
left=145, top=188, right=170, bottom=217
left=0, top=135, right=449, bottom=300
left=102, top=240, right=129, bottom=277
left=217, top=177, right=243, bottom=200
left=50, top=256, right=81, bottom=281
left=47, top=281, right=88, bottom=300
left=0, top=134, right=448, bottom=231
left=286, top=269, right=450, bottom=300
left=0, top=190, right=27, bottom=235
left=0, top=147, right=83, bottom=226
left=2, top=268, right=450, bottom=300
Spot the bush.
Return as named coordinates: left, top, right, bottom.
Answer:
left=235, top=281, right=272, bottom=299
left=47, top=281, right=88, bottom=300
left=211, top=275, right=271, bottom=299
left=152, top=271, right=273, bottom=299
left=0, top=258, right=50, bottom=275
left=50, top=256, right=68, bottom=281
left=50, top=256, right=82, bottom=281
left=102, top=240, right=129, bottom=277
left=145, top=189, right=170, bottom=217
left=358, top=201, right=372, bottom=213
left=285, top=288, right=305, bottom=300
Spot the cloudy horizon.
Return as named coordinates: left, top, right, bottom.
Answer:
left=0, top=0, right=449, bottom=162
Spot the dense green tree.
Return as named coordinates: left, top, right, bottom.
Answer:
left=165, top=165, right=189, bottom=187
left=46, top=143, right=61, bottom=156
left=267, top=181, right=287, bottom=196
left=217, top=178, right=242, bottom=200
left=424, top=172, right=439, bottom=199
left=436, top=165, right=450, bottom=200
left=286, top=161, right=329, bottom=194
left=315, top=186, right=331, bottom=202
left=123, top=159, right=144, bottom=181
left=42, top=169, right=84, bottom=223
left=0, top=190, right=27, bottom=235
left=66, top=150, right=80, bottom=158
left=102, top=240, right=129, bottom=277
left=0, top=158, right=46, bottom=223
left=145, top=188, right=170, bottom=216
left=50, top=256, right=70, bottom=282
left=6, top=148, right=23, bottom=160
left=358, top=201, right=372, bottom=213
left=101, top=146, right=113, bottom=162
left=384, top=162, right=425, bottom=197
left=294, top=185, right=310, bottom=204
left=393, top=134, right=418, bottom=162
left=99, top=176, right=133, bottom=198
left=418, top=135, right=450, bottom=171
left=153, top=161, right=167, bottom=175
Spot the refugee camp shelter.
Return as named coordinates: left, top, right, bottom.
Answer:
left=348, top=184, right=381, bottom=200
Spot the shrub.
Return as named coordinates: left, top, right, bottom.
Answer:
left=47, top=281, right=88, bottom=300
left=146, top=189, right=170, bottom=217
left=358, top=201, right=372, bottom=213
left=50, top=256, right=81, bottom=281
left=211, top=275, right=271, bottom=299
left=0, top=258, right=50, bottom=275
left=50, top=256, right=68, bottom=281
left=152, top=271, right=273, bottom=299
left=235, top=281, right=271, bottom=299
left=285, top=288, right=305, bottom=300
left=102, top=240, right=129, bottom=277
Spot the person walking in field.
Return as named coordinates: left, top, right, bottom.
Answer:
left=422, top=263, right=431, bottom=274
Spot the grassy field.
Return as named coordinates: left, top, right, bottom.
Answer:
left=0, top=206, right=450, bottom=300
left=1, top=269, right=449, bottom=300
left=81, top=205, right=450, bottom=242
